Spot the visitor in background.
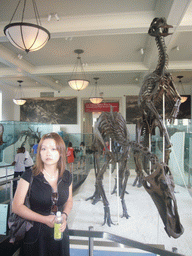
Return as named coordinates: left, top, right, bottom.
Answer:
left=12, top=132, right=73, bottom=256
left=11, top=147, right=25, bottom=196
left=67, top=141, right=75, bottom=173
left=77, top=141, right=86, bottom=169
left=32, top=139, right=40, bottom=161
left=21, top=146, right=34, bottom=170
left=103, top=141, right=110, bottom=162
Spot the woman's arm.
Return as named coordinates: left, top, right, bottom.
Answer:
left=61, top=183, right=73, bottom=232
left=12, top=178, right=55, bottom=228
left=63, top=183, right=73, bottom=217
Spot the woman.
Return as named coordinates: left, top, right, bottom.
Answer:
left=12, top=132, right=73, bottom=256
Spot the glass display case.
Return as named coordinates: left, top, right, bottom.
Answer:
left=0, top=120, right=191, bottom=255
left=0, top=121, right=52, bottom=166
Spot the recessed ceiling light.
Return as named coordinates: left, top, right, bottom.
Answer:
left=18, top=54, right=23, bottom=60
left=48, top=14, right=52, bottom=21
left=140, top=48, right=144, bottom=55
left=54, top=13, right=59, bottom=21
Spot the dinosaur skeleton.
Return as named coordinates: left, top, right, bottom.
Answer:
left=88, top=109, right=183, bottom=238
left=134, top=17, right=181, bottom=185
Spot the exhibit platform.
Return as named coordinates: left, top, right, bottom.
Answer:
left=68, top=168, right=192, bottom=256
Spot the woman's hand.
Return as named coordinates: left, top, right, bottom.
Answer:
left=44, top=215, right=56, bottom=228
left=60, top=214, right=67, bottom=232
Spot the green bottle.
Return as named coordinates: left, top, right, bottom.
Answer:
left=54, top=211, right=63, bottom=241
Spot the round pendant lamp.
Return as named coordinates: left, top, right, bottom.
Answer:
left=68, top=49, right=89, bottom=91
left=4, top=0, right=50, bottom=53
left=89, top=77, right=103, bottom=104
left=13, top=80, right=26, bottom=105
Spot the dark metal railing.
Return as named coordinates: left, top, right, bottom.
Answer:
left=68, top=228, right=184, bottom=256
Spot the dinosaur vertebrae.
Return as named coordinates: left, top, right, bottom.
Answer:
left=155, top=35, right=168, bottom=76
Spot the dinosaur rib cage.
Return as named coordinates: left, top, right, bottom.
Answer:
left=139, top=72, right=180, bottom=119
left=97, top=111, right=129, bottom=147
left=94, top=111, right=158, bottom=165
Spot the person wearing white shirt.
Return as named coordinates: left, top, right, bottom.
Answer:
left=12, top=147, right=25, bottom=195
left=21, top=146, right=34, bottom=170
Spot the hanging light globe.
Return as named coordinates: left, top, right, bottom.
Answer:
left=89, top=77, right=103, bottom=104
left=68, top=49, right=89, bottom=91
left=4, top=0, right=50, bottom=53
left=13, top=80, right=26, bottom=106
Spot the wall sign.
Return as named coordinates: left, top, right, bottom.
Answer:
left=85, top=102, right=119, bottom=112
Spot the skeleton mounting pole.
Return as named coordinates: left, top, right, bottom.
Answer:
left=149, top=134, right=152, bottom=170
left=163, top=92, right=165, bottom=162
left=116, top=161, right=120, bottom=224
left=109, top=137, right=112, bottom=196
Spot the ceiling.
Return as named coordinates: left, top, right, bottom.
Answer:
left=0, top=0, right=192, bottom=92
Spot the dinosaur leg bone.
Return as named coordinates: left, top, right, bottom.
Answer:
left=120, top=168, right=130, bottom=219
left=145, top=99, right=171, bottom=148
left=96, top=159, right=114, bottom=226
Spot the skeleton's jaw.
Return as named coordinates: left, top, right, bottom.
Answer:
left=165, top=198, right=184, bottom=238
left=143, top=163, right=184, bottom=239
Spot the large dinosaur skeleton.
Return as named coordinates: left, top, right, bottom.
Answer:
left=88, top=109, right=183, bottom=238
left=87, top=17, right=183, bottom=239
left=135, top=17, right=181, bottom=178
left=134, top=18, right=181, bottom=186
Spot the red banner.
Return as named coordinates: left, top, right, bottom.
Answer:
left=85, top=102, right=119, bottom=112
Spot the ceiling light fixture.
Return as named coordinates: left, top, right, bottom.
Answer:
left=4, top=0, right=50, bottom=53
left=89, top=77, right=103, bottom=104
left=68, top=49, right=89, bottom=91
left=54, top=13, right=59, bottom=21
left=13, top=80, right=26, bottom=105
left=177, top=75, right=188, bottom=104
left=140, top=48, right=144, bottom=55
left=48, top=14, right=52, bottom=22
left=17, top=54, right=23, bottom=59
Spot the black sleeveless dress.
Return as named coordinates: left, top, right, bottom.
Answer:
left=20, top=169, right=72, bottom=256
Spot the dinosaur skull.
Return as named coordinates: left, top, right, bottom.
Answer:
left=143, top=162, right=184, bottom=238
left=148, top=17, right=173, bottom=37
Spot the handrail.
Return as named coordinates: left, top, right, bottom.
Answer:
left=0, top=165, right=12, bottom=168
left=68, top=229, right=184, bottom=256
left=0, top=174, right=13, bottom=180
left=0, top=177, right=19, bottom=187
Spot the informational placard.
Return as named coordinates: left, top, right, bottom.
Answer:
left=0, top=204, right=8, bottom=235
left=84, top=102, right=119, bottom=112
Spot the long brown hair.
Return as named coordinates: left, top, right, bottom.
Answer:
left=33, top=132, right=66, bottom=177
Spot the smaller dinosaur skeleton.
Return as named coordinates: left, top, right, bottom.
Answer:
left=88, top=109, right=184, bottom=238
